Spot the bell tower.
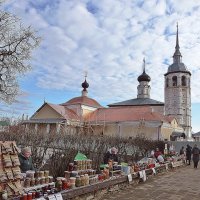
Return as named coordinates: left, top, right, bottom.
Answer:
left=164, top=24, right=192, bottom=139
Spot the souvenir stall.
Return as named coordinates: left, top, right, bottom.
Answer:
left=0, top=143, right=186, bottom=200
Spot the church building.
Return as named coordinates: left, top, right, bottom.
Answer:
left=22, top=25, right=189, bottom=141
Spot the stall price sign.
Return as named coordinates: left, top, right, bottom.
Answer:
left=55, top=193, right=63, bottom=200
left=48, top=195, right=57, bottom=200
left=127, top=174, right=132, bottom=182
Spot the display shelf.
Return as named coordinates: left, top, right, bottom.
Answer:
left=23, top=182, right=55, bottom=192
left=109, top=170, right=122, bottom=177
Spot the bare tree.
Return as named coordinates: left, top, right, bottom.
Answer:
left=0, top=7, right=40, bottom=103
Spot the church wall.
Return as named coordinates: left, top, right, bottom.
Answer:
left=90, top=122, right=172, bottom=141
left=151, top=106, right=164, bottom=114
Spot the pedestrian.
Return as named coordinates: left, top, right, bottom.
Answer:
left=180, top=146, right=184, bottom=155
left=186, top=144, right=192, bottom=165
left=18, top=147, right=35, bottom=173
left=192, top=144, right=200, bottom=169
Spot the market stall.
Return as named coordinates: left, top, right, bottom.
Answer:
left=0, top=143, right=186, bottom=200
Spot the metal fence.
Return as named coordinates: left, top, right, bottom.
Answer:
left=168, top=141, right=200, bottom=153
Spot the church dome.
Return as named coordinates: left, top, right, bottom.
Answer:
left=81, top=79, right=89, bottom=91
left=61, top=96, right=103, bottom=108
left=137, top=71, right=151, bottom=82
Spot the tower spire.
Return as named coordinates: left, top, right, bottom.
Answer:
left=173, top=22, right=182, bottom=63
left=143, top=57, right=146, bottom=73
left=176, top=23, right=179, bottom=49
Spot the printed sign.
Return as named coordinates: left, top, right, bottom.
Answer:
left=48, top=195, right=57, bottom=200
left=127, top=174, right=132, bottom=182
left=55, top=193, right=63, bottom=200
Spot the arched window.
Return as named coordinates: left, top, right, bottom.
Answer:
left=166, top=77, right=169, bottom=87
left=172, top=76, right=177, bottom=86
left=182, top=76, right=186, bottom=86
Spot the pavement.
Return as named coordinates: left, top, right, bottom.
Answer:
left=102, top=164, right=200, bottom=200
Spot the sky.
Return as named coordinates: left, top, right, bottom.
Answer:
left=1, top=0, right=200, bottom=132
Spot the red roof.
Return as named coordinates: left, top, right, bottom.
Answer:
left=61, top=96, right=103, bottom=108
left=85, top=106, right=174, bottom=123
left=48, top=103, right=79, bottom=120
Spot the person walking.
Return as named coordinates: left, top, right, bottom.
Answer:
left=192, top=144, right=200, bottom=169
left=180, top=146, right=184, bottom=155
left=186, top=144, right=192, bottom=165
left=179, top=146, right=185, bottom=163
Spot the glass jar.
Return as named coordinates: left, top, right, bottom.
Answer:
left=68, top=163, right=74, bottom=171
left=24, top=178, right=31, bottom=188
left=30, top=178, right=35, bottom=187
left=35, top=178, right=40, bottom=185
left=48, top=176, right=54, bottom=183
left=75, top=176, right=81, bottom=187
left=64, top=171, right=70, bottom=180
left=84, top=174, right=89, bottom=185
left=56, top=178, right=63, bottom=191
left=44, top=170, right=49, bottom=178
left=40, top=177, right=45, bottom=185
left=39, top=171, right=44, bottom=177
left=62, top=178, right=68, bottom=190
left=27, top=193, right=32, bottom=200
left=80, top=175, right=85, bottom=186
left=32, top=192, right=36, bottom=199
left=69, top=177, right=76, bottom=189
left=23, top=193, right=27, bottom=200
left=45, top=177, right=49, bottom=184
left=34, top=171, right=39, bottom=179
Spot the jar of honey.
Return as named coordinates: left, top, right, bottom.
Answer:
left=44, top=170, right=49, bottom=178
left=62, top=178, right=68, bottom=190
left=27, top=193, right=32, bottom=200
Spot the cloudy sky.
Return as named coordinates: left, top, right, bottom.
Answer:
left=1, top=0, right=200, bottom=132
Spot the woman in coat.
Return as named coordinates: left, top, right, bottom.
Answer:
left=186, top=144, right=192, bottom=165
left=18, top=147, right=35, bottom=173
left=192, top=144, right=200, bottom=169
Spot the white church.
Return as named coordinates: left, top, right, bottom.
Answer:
left=22, top=25, right=192, bottom=141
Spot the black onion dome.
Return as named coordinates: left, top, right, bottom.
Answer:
left=137, top=71, right=151, bottom=82
left=81, top=79, right=89, bottom=91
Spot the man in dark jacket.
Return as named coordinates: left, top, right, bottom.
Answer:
left=104, top=147, right=119, bottom=164
left=18, top=147, right=35, bottom=173
left=186, top=144, right=192, bottom=165
left=192, top=144, right=200, bottom=169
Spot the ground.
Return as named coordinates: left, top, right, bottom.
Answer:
left=102, top=164, right=200, bottom=200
